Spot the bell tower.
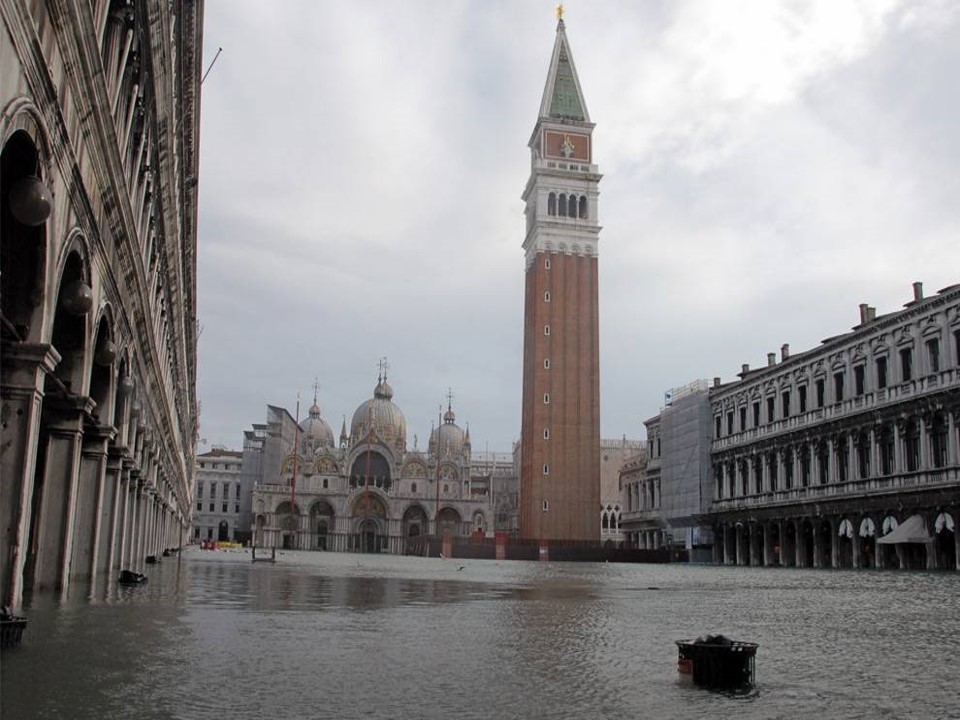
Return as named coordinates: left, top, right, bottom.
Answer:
left=519, top=12, right=601, bottom=543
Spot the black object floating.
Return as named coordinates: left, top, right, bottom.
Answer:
left=0, top=607, right=27, bottom=648
left=119, top=570, right=148, bottom=585
left=676, top=634, right=758, bottom=689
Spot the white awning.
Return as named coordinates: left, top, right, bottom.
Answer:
left=935, top=513, right=956, bottom=533
left=859, top=518, right=876, bottom=538
left=882, top=516, right=899, bottom=535
left=838, top=519, right=854, bottom=539
left=877, top=514, right=931, bottom=544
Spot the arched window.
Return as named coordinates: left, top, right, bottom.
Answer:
left=558, top=193, right=567, bottom=217
left=548, top=192, right=556, bottom=216
left=602, top=512, right=609, bottom=530
left=411, top=482, right=417, bottom=494
left=579, top=195, right=588, bottom=219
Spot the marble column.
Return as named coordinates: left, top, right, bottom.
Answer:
left=918, top=416, right=928, bottom=469
left=779, top=523, right=787, bottom=567
left=848, top=437, right=857, bottom=483
left=31, top=395, right=93, bottom=593
left=763, top=524, right=774, bottom=566
left=102, top=450, right=127, bottom=572
left=795, top=522, right=804, bottom=568
left=893, top=422, right=902, bottom=474
left=71, top=425, right=115, bottom=580
left=812, top=521, right=822, bottom=568
left=947, top=411, right=957, bottom=465
left=0, top=343, right=60, bottom=608
left=830, top=519, right=840, bottom=569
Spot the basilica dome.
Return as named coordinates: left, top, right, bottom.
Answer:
left=429, top=403, right=468, bottom=458
left=350, top=376, right=407, bottom=451
left=300, top=400, right=334, bottom=447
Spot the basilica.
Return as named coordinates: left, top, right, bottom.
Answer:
left=247, top=372, right=501, bottom=553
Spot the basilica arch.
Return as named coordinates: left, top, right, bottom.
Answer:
left=350, top=492, right=388, bottom=553
left=310, top=500, right=335, bottom=550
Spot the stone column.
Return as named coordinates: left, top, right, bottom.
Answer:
left=848, top=438, right=857, bottom=483
left=893, top=422, right=902, bottom=473
left=869, top=427, right=878, bottom=480
left=831, top=519, right=841, bottom=568
left=763, top=524, right=774, bottom=566
left=947, top=411, right=957, bottom=466
left=795, top=522, right=804, bottom=568
left=812, top=521, right=822, bottom=568
left=71, top=425, right=116, bottom=581
left=917, top=416, right=927, bottom=470
left=779, top=523, right=787, bottom=566
left=0, top=343, right=60, bottom=608
left=102, top=450, right=127, bottom=572
left=748, top=525, right=758, bottom=566
left=132, top=479, right=145, bottom=570
left=118, top=468, right=135, bottom=569
left=30, top=395, right=93, bottom=593
left=824, top=440, right=833, bottom=484
left=954, top=519, right=960, bottom=572
left=852, top=525, right=861, bottom=569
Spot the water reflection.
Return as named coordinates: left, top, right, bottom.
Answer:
left=3, top=551, right=960, bottom=720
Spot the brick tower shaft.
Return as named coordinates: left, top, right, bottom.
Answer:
left=519, top=16, right=601, bottom=542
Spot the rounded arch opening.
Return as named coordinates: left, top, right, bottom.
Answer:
left=350, top=450, right=392, bottom=491
left=1, top=129, right=49, bottom=344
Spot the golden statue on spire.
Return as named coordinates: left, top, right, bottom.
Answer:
left=556, top=4, right=564, bottom=21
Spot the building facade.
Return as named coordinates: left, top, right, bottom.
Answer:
left=709, top=283, right=960, bottom=570
left=620, top=381, right=714, bottom=560
left=249, top=375, right=500, bottom=553
left=600, top=437, right=641, bottom=545
left=519, top=16, right=601, bottom=542
left=1, top=0, right=203, bottom=607
left=192, top=449, right=242, bottom=542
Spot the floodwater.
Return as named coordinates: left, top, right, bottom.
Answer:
left=3, top=550, right=959, bottom=720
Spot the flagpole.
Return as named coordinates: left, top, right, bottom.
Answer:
left=435, top=402, right=442, bottom=535
left=290, top=394, right=300, bottom=547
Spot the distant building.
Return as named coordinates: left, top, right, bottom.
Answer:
left=1, top=0, right=203, bottom=607
left=709, top=282, right=960, bottom=570
left=192, top=449, right=243, bottom=542
left=472, top=449, right=520, bottom=535
left=520, top=16, right=602, bottom=542
left=600, top=437, right=642, bottom=545
left=246, top=375, right=503, bottom=553
left=620, top=381, right=714, bottom=560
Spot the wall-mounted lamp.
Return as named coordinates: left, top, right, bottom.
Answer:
left=60, top=280, right=93, bottom=316
left=8, top=174, right=52, bottom=226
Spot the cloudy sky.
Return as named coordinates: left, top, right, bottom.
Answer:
left=196, top=0, right=960, bottom=454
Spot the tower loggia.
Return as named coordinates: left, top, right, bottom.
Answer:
left=519, top=15, right=601, bottom=542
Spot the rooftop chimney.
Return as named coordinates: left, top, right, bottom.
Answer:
left=912, top=281, right=923, bottom=302
left=712, top=377, right=721, bottom=388
left=781, top=343, right=790, bottom=361
left=767, top=352, right=776, bottom=367
left=741, top=363, right=750, bottom=375
left=867, top=305, right=876, bottom=321
left=859, top=303, right=869, bottom=325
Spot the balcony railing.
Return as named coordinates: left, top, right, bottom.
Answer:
left=712, top=466, right=959, bottom=512
left=713, top=368, right=958, bottom=451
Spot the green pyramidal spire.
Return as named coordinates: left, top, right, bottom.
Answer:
left=539, top=19, right=589, bottom=122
